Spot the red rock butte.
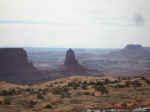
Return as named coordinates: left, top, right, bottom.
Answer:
left=60, top=48, right=87, bottom=74
left=0, top=48, right=41, bottom=83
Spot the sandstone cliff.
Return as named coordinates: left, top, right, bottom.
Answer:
left=0, top=48, right=41, bottom=84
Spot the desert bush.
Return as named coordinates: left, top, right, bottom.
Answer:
left=95, top=86, right=109, bottom=95
left=95, top=81, right=104, bottom=86
left=52, top=87, right=70, bottom=97
left=51, top=100, right=63, bottom=105
left=0, top=89, right=16, bottom=96
left=81, top=82, right=88, bottom=90
left=42, top=88, right=48, bottom=95
left=30, top=100, right=37, bottom=105
left=104, top=79, right=111, bottom=84
left=132, top=80, right=142, bottom=87
left=125, top=81, right=130, bottom=87
left=0, top=90, right=8, bottom=96
left=70, top=99, right=81, bottom=104
left=83, top=91, right=91, bottom=95
left=67, top=82, right=80, bottom=89
left=16, top=99, right=28, bottom=105
left=115, top=84, right=125, bottom=88
left=0, top=101, right=2, bottom=104
left=45, top=104, right=52, bottom=109
left=141, top=77, right=150, bottom=85
left=25, top=88, right=32, bottom=92
left=28, top=100, right=37, bottom=108
left=3, top=97, right=12, bottom=105
left=37, top=93, right=44, bottom=99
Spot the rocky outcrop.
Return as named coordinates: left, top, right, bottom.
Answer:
left=64, top=48, right=78, bottom=65
left=57, top=48, right=104, bottom=77
left=0, top=48, right=42, bottom=84
left=60, top=48, right=87, bottom=74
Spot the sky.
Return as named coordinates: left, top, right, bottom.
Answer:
left=0, top=0, right=150, bottom=48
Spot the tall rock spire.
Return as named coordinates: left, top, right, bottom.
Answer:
left=64, top=48, right=78, bottom=65
left=59, top=48, right=87, bottom=74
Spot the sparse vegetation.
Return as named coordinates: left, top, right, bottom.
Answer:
left=0, top=89, right=17, bottom=96
left=45, top=104, right=52, bottom=109
left=0, top=76, right=150, bottom=112
left=37, top=93, right=44, bottom=99
left=3, top=97, right=12, bottom=105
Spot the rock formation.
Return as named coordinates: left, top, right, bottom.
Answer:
left=107, top=44, right=150, bottom=59
left=102, top=44, right=150, bottom=77
left=64, top=48, right=78, bottom=65
left=60, top=48, right=86, bottom=74
left=0, top=48, right=41, bottom=84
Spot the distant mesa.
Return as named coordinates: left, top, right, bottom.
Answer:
left=123, top=44, right=145, bottom=52
left=107, top=44, right=150, bottom=58
left=124, top=44, right=143, bottom=50
left=0, top=48, right=41, bottom=84
left=122, top=44, right=150, bottom=57
left=102, top=44, right=150, bottom=77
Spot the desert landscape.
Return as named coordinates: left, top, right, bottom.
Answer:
left=0, top=45, right=150, bottom=112
left=1, top=0, right=150, bottom=111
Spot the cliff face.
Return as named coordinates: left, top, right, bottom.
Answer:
left=0, top=48, right=41, bottom=84
left=0, top=48, right=29, bottom=73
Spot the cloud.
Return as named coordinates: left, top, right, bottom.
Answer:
left=0, top=0, right=150, bottom=48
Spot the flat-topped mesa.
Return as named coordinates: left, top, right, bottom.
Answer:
left=124, top=44, right=143, bottom=51
left=122, top=44, right=150, bottom=57
left=0, top=48, right=29, bottom=71
left=64, top=48, right=78, bottom=65
left=0, top=48, right=41, bottom=84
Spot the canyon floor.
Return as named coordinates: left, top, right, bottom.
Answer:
left=0, top=76, right=150, bottom=112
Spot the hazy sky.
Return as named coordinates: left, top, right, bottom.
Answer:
left=0, top=0, right=150, bottom=48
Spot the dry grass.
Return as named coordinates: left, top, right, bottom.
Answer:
left=0, top=76, right=150, bottom=112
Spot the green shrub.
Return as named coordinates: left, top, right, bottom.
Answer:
left=52, top=87, right=70, bottom=97
left=104, top=79, right=111, bottom=84
left=45, top=104, right=52, bottom=109
left=0, top=89, right=16, bottom=96
left=95, top=86, right=109, bottom=95
left=67, top=82, right=80, bottom=89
